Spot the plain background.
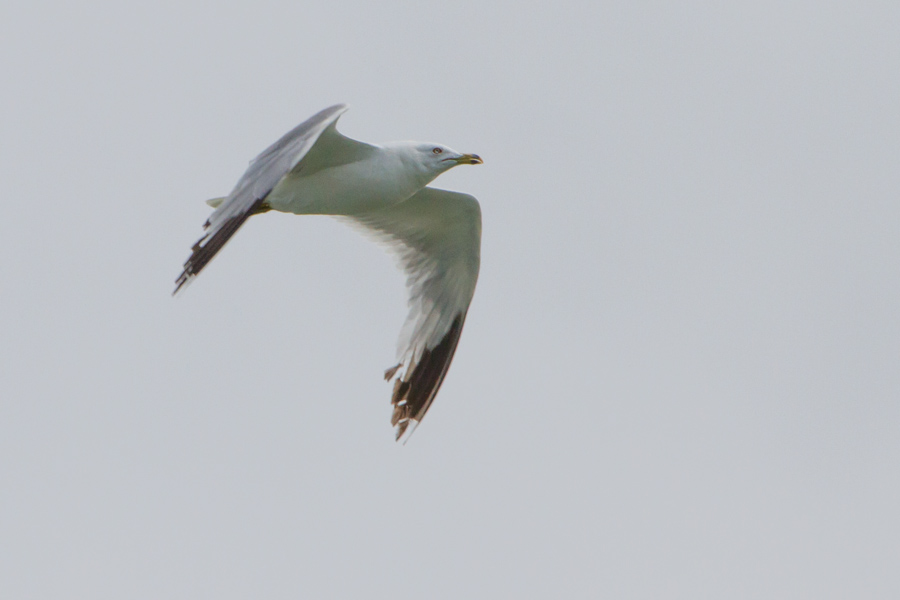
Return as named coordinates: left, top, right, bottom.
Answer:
left=1, top=1, right=898, bottom=598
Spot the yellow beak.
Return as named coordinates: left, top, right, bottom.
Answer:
left=456, top=153, right=483, bottom=165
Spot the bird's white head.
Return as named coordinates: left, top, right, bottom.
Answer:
left=423, top=143, right=483, bottom=171
left=395, top=142, right=483, bottom=177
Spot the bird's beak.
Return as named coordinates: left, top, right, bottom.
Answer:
left=456, top=153, right=483, bottom=165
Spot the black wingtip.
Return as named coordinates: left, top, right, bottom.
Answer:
left=388, top=314, right=466, bottom=441
left=173, top=197, right=266, bottom=295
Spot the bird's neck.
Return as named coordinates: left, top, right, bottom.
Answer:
left=382, top=143, right=439, bottom=188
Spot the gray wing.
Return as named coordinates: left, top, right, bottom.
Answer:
left=349, top=187, right=482, bottom=440
left=175, top=104, right=365, bottom=294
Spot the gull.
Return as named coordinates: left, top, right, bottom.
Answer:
left=174, top=104, right=483, bottom=440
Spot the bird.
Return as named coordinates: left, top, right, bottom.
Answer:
left=174, top=104, right=483, bottom=440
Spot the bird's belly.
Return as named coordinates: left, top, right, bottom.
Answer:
left=266, top=161, right=418, bottom=216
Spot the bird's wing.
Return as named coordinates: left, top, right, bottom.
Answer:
left=348, top=187, right=482, bottom=440
left=175, top=103, right=374, bottom=294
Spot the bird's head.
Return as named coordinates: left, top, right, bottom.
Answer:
left=414, top=143, right=483, bottom=174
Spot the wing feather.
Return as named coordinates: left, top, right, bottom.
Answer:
left=174, top=104, right=350, bottom=294
left=349, top=187, right=481, bottom=439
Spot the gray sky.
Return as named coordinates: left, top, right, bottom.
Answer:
left=2, top=1, right=898, bottom=598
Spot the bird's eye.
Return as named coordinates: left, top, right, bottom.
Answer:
left=432, top=147, right=443, bottom=154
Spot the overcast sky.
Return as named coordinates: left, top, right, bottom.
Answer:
left=2, top=1, right=899, bottom=598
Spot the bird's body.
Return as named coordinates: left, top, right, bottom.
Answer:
left=268, top=143, right=434, bottom=216
left=175, top=105, right=483, bottom=440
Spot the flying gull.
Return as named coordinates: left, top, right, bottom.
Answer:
left=174, top=104, right=483, bottom=440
